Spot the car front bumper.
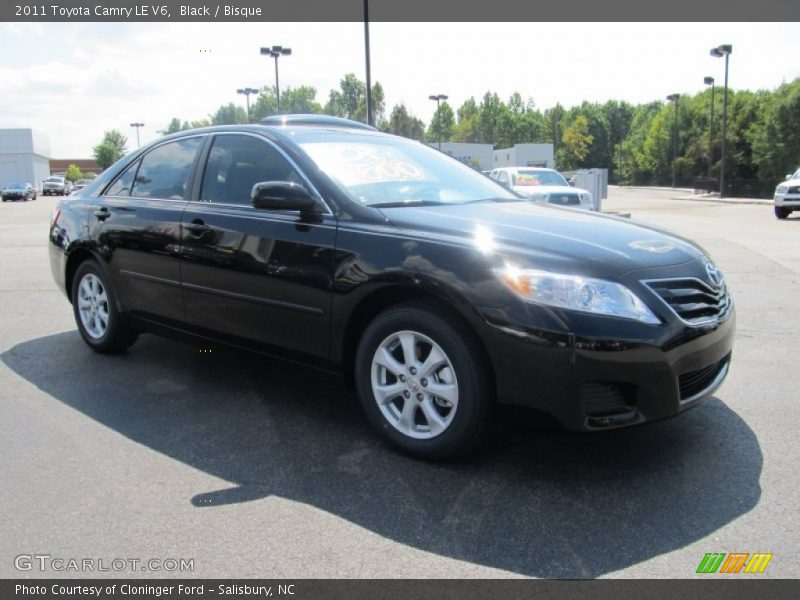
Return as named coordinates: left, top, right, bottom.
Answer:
left=473, top=301, right=735, bottom=432
left=774, top=193, right=800, bottom=207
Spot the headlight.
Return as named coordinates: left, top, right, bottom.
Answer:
left=493, top=265, right=660, bottom=324
left=579, top=192, right=592, bottom=204
left=776, top=185, right=788, bottom=193
left=527, top=192, right=548, bottom=201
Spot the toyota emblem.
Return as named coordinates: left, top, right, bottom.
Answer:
left=706, top=262, right=723, bottom=288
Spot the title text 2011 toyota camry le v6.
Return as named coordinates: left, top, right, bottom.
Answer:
left=48, top=115, right=734, bottom=460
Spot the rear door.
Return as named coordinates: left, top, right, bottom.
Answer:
left=90, top=135, right=205, bottom=324
left=180, top=133, right=337, bottom=362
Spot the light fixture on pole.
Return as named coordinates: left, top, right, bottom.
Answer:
left=428, top=94, right=448, bottom=150
left=260, top=45, right=292, bottom=114
left=129, top=122, right=144, bottom=148
left=703, top=76, right=715, bottom=178
left=710, top=44, right=732, bottom=198
left=666, top=94, right=680, bottom=188
left=237, top=87, right=259, bottom=123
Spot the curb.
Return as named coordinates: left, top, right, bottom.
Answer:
left=669, top=195, right=772, bottom=206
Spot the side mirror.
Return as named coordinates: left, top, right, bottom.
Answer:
left=787, top=174, right=793, bottom=181
left=251, top=181, right=319, bottom=214
left=568, top=180, right=575, bottom=187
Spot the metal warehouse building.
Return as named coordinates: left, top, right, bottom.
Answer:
left=0, top=129, right=51, bottom=191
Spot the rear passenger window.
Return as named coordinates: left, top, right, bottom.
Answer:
left=105, top=161, right=138, bottom=197
left=131, top=137, right=203, bottom=200
left=200, top=134, right=302, bottom=205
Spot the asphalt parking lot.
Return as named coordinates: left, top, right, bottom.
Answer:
left=0, top=187, right=797, bottom=579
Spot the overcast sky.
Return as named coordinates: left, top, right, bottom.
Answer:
left=1, top=22, right=798, bottom=157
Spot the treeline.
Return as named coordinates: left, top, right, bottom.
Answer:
left=158, top=73, right=800, bottom=196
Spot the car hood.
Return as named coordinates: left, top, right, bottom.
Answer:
left=512, top=184, right=589, bottom=197
left=779, top=178, right=800, bottom=188
left=379, top=201, right=706, bottom=275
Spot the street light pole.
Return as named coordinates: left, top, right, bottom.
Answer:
left=237, top=87, right=259, bottom=123
left=260, top=46, right=291, bottom=114
left=711, top=44, right=732, bottom=198
left=428, top=94, right=448, bottom=150
left=129, top=122, right=144, bottom=148
left=666, top=94, right=680, bottom=188
left=364, top=0, right=372, bottom=126
left=703, top=76, right=715, bottom=178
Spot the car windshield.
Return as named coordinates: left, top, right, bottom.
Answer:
left=46, top=177, right=64, bottom=183
left=296, top=133, right=518, bottom=207
left=512, top=170, right=568, bottom=187
left=8, top=183, right=27, bottom=190
left=793, top=169, right=800, bottom=180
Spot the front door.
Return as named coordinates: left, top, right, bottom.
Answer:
left=180, top=133, right=337, bottom=362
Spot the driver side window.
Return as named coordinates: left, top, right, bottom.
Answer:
left=200, top=134, right=302, bottom=206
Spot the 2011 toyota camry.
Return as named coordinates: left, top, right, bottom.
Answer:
left=48, top=115, right=734, bottom=460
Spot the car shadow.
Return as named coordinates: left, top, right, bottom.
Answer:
left=2, top=331, right=762, bottom=578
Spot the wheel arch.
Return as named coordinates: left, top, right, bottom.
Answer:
left=339, top=283, right=496, bottom=394
left=64, top=247, right=101, bottom=304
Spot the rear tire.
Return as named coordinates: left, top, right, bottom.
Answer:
left=775, top=206, right=791, bottom=219
left=355, top=302, right=493, bottom=460
left=71, top=260, right=138, bottom=353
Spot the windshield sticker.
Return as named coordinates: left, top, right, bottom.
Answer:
left=304, top=143, right=427, bottom=185
left=515, top=174, right=542, bottom=186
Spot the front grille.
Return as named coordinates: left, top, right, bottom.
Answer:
left=547, top=193, right=580, bottom=206
left=580, top=383, right=629, bottom=416
left=678, top=354, right=730, bottom=400
left=644, top=278, right=731, bottom=325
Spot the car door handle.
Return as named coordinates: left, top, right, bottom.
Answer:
left=93, top=207, right=110, bottom=220
left=186, top=219, right=209, bottom=235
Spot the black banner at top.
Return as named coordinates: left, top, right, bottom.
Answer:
left=1, top=0, right=798, bottom=22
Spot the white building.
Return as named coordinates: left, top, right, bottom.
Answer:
left=0, top=129, right=51, bottom=191
left=492, top=143, right=554, bottom=169
left=428, top=142, right=494, bottom=171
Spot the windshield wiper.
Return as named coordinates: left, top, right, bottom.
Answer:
left=462, top=197, right=524, bottom=204
left=370, top=200, right=448, bottom=208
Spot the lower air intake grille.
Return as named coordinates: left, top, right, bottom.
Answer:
left=678, top=354, right=730, bottom=400
left=580, top=383, right=628, bottom=416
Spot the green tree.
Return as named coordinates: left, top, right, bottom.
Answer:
left=210, top=103, right=247, bottom=125
left=424, top=101, right=454, bottom=143
left=250, top=85, right=323, bottom=121
left=384, top=104, right=426, bottom=140
left=451, top=97, right=479, bottom=143
left=560, top=114, right=595, bottom=169
left=64, top=164, right=83, bottom=182
left=92, top=130, right=128, bottom=171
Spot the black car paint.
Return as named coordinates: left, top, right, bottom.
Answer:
left=49, top=124, right=735, bottom=431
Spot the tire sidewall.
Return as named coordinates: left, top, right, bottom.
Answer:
left=355, top=305, right=490, bottom=459
left=71, top=260, right=127, bottom=352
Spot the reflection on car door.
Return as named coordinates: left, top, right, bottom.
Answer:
left=180, top=133, right=337, bottom=363
left=90, top=136, right=204, bottom=323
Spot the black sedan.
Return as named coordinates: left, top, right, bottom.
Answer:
left=48, top=115, right=734, bottom=460
left=2, top=182, right=37, bottom=202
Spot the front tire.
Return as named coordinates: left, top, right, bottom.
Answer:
left=355, top=302, right=493, bottom=460
left=775, top=206, right=791, bottom=219
left=71, top=260, right=138, bottom=353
